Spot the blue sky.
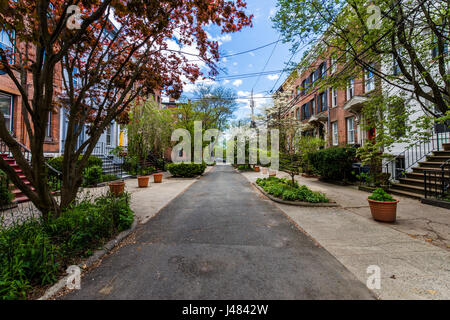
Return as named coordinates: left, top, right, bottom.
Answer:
left=176, top=0, right=304, bottom=121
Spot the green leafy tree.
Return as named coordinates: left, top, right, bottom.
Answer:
left=272, top=0, right=449, bottom=117
left=127, top=100, right=174, bottom=173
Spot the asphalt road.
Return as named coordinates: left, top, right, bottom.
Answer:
left=64, top=165, right=374, bottom=299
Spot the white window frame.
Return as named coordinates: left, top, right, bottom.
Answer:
left=46, top=111, right=52, bottom=137
left=331, top=88, right=338, bottom=107
left=332, top=121, right=338, bottom=146
left=331, top=56, right=337, bottom=74
left=106, top=125, right=112, bottom=146
left=347, top=117, right=355, bottom=144
left=365, top=65, right=375, bottom=92
left=0, top=93, right=13, bottom=131
left=347, top=78, right=354, bottom=100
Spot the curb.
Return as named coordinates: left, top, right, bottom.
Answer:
left=252, top=183, right=339, bottom=207
left=38, top=219, right=138, bottom=300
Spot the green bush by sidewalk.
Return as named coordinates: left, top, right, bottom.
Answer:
left=308, top=146, right=357, bottom=182
left=256, top=177, right=329, bottom=203
left=167, top=162, right=207, bottom=177
left=0, top=192, right=134, bottom=300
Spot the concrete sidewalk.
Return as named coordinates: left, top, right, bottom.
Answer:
left=242, top=170, right=450, bottom=300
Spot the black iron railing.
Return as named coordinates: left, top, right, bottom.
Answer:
left=424, top=159, right=450, bottom=200
left=384, top=125, right=450, bottom=180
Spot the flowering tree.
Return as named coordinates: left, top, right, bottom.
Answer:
left=0, top=0, right=252, bottom=219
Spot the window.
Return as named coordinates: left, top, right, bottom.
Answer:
left=0, top=93, right=13, bottom=131
left=310, top=99, right=315, bottom=116
left=330, top=56, right=337, bottom=74
left=346, top=117, right=355, bottom=144
left=296, top=86, right=300, bottom=96
left=72, top=67, right=79, bottom=88
left=301, top=79, right=307, bottom=95
left=319, top=61, right=327, bottom=79
left=0, top=29, right=15, bottom=64
left=319, top=91, right=327, bottom=112
left=347, top=78, right=354, bottom=100
left=331, top=88, right=338, bottom=107
left=301, top=104, right=306, bottom=120
left=432, top=34, right=449, bottom=58
left=304, top=102, right=311, bottom=119
left=106, top=125, right=112, bottom=145
left=332, top=122, right=338, bottom=146
left=365, top=65, right=375, bottom=92
left=296, top=107, right=300, bottom=120
left=46, top=111, right=52, bottom=137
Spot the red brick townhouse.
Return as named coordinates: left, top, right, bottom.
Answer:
left=275, top=49, right=379, bottom=148
left=0, top=29, right=62, bottom=157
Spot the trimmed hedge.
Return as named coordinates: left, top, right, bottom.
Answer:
left=47, top=155, right=103, bottom=173
left=308, top=146, right=357, bottom=181
left=167, top=162, right=207, bottom=177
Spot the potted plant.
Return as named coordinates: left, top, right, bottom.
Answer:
left=269, top=170, right=277, bottom=177
left=261, top=167, right=268, bottom=174
left=109, top=180, right=125, bottom=196
left=367, top=188, right=399, bottom=222
left=254, top=165, right=260, bottom=172
left=153, top=172, right=163, bottom=183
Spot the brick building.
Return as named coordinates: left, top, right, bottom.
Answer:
left=275, top=52, right=378, bottom=148
left=0, top=29, right=62, bottom=157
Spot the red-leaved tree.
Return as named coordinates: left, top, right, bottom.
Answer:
left=0, top=0, right=252, bottom=219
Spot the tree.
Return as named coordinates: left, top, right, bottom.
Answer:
left=272, top=0, right=449, bottom=117
left=296, top=136, right=325, bottom=175
left=0, top=1, right=252, bottom=219
left=192, top=85, right=239, bottom=131
left=127, top=99, right=173, bottom=173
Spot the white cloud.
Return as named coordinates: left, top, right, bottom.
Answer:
left=269, top=8, right=276, bottom=18
left=266, top=74, right=280, bottom=81
left=223, top=80, right=230, bottom=85
left=236, top=92, right=271, bottom=112
left=232, top=79, right=243, bottom=87
left=249, top=52, right=255, bottom=57
left=233, top=62, right=238, bottom=66
left=206, top=32, right=232, bottom=45
left=248, top=64, right=253, bottom=68
left=183, top=77, right=217, bottom=93
left=221, top=57, right=228, bottom=63
left=237, top=91, right=250, bottom=97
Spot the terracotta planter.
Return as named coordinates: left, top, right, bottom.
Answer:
left=153, top=173, right=163, bottom=183
left=109, top=181, right=125, bottom=196
left=262, top=167, right=268, bottom=174
left=368, top=198, right=399, bottom=222
left=254, top=166, right=260, bottom=172
left=269, top=170, right=277, bottom=177
left=137, top=175, right=150, bottom=188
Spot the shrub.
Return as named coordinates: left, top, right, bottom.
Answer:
left=167, top=162, right=207, bottom=177
left=368, top=188, right=395, bottom=202
left=0, top=193, right=134, bottom=299
left=101, top=174, right=119, bottom=183
left=82, top=165, right=103, bottom=186
left=256, top=177, right=329, bottom=203
left=0, top=220, right=59, bottom=300
left=308, top=146, right=357, bottom=181
left=48, top=155, right=103, bottom=173
left=0, top=171, right=13, bottom=206
left=237, top=164, right=252, bottom=171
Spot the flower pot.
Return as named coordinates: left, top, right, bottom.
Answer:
left=262, top=167, right=268, bottom=174
left=269, top=170, right=276, bottom=177
left=153, top=173, right=163, bottom=183
left=254, top=166, right=260, bottom=172
left=109, top=181, right=125, bottom=196
left=368, top=198, right=399, bottom=222
left=137, top=175, right=150, bottom=188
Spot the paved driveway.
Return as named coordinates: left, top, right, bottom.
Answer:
left=64, top=165, right=374, bottom=299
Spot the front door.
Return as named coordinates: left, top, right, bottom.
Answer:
left=0, top=93, right=13, bottom=132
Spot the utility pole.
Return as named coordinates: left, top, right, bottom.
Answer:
left=250, top=89, right=256, bottom=129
